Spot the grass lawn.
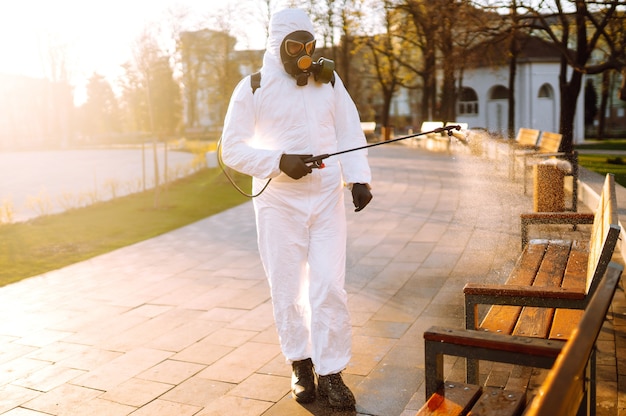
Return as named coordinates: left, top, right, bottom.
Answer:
left=576, top=138, right=626, bottom=151
left=576, top=139, right=626, bottom=187
left=0, top=167, right=250, bottom=287
left=577, top=153, right=626, bottom=187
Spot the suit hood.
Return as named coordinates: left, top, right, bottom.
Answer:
left=263, top=8, right=315, bottom=73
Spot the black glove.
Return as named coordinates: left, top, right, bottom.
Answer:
left=279, top=154, right=313, bottom=180
left=351, top=183, right=372, bottom=212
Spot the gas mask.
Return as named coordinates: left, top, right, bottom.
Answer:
left=280, top=30, right=335, bottom=86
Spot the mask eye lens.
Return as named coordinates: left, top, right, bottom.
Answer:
left=285, top=40, right=304, bottom=56
left=305, top=40, right=316, bottom=55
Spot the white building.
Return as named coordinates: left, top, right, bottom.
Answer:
left=453, top=37, right=585, bottom=143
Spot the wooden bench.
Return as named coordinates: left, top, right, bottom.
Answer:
left=513, top=127, right=541, bottom=148
left=509, top=128, right=540, bottom=179
left=462, top=173, right=619, bottom=385
left=419, top=262, right=623, bottom=416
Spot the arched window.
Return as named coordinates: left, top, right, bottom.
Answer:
left=490, top=85, right=509, bottom=100
left=538, top=83, right=553, bottom=98
left=458, top=87, right=479, bottom=115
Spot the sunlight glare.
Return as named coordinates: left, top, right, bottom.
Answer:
left=0, top=0, right=291, bottom=104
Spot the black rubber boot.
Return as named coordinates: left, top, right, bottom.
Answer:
left=291, top=358, right=316, bottom=403
left=317, top=372, right=356, bottom=410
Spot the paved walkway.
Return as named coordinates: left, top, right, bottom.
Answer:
left=0, top=142, right=624, bottom=415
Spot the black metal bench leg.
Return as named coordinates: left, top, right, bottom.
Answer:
left=425, top=340, right=445, bottom=398
left=466, top=357, right=479, bottom=385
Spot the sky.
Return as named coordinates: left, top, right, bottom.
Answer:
left=0, top=0, right=277, bottom=104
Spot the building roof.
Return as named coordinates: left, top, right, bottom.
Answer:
left=468, top=34, right=564, bottom=68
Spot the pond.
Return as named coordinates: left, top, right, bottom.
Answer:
left=0, top=146, right=197, bottom=222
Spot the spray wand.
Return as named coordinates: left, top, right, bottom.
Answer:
left=304, top=124, right=467, bottom=168
left=218, top=124, right=467, bottom=198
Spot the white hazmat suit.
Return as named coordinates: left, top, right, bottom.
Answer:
left=221, top=8, right=371, bottom=377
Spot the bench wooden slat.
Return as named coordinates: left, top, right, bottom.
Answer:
left=513, top=241, right=571, bottom=338
left=480, top=241, right=569, bottom=336
left=515, top=128, right=541, bottom=148
left=587, top=182, right=620, bottom=294
left=562, top=241, right=589, bottom=281
left=509, top=242, right=549, bottom=285
left=466, top=387, right=526, bottom=416
left=478, top=243, right=547, bottom=334
left=478, top=307, right=519, bottom=335
left=549, top=310, right=584, bottom=341
left=416, top=382, right=482, bottom=416
left=537, top=132, right=562, bottom=153
left=512, top=307, right=554, bottom=338
left=530, top=241, right=571, bottom=287
left=548, top=247, right=588, bottom=340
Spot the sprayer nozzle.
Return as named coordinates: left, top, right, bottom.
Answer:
left=451, top=130, right=469, bottom=145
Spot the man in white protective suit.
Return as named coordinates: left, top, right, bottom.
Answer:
left=220, top=8, right=372, bottom=410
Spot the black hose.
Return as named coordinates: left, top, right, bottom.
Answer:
left=216, top=136, right=271, bottom=198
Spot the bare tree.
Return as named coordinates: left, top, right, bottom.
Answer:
left=178, top=30, right=209, bottom=130
left=361, top=0, right=410, bottom=139
left=398, top=0, right=439, bottom=122
left=80, top=73, right=121, bottom=140
left=36, top=32, right=76, bottom=147
left=121, top=25, right=182, bottom=207
left=519, top=0, right=626, bottom=151
left=335, top=0, right=367, bottom=90
left=208, top=5, right=247, bottom=124
left=437, top=0, right=464, bottom=122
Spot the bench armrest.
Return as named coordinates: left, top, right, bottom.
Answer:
left=425, top=326, right=564, bottom=357
left=521, top=213, right=594, bottom=247
left=464, top=283, right=586, bottom=302
left=513, top=146, right=539, bottom=154
left=424, top=326, right=562, bottom=397
left=527, top=152, right=567, bottom=158
left=521, top=212, right=594, bottom=224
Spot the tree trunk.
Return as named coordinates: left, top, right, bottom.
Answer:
left=507, top=60, right=516, bottom=138
left=142, top=142, right=146, bottom=192
left=381, top=89, right=393, bottom=140
left=620, top=68, right=626, bottom=101
left=439, top=14, right=456, bottom=122
left=440, top=73, right=456, bottom=122
left=507, top=3, right=518, bottom=138
left=339, top=36, right=352, bottom=90
left=598, top=71, right=610, bottom=139
left=152, top=140, right=160, bottom=208
left=421, top=47, right=437, bottom=122
left=559, top=71, right=583, bottom=153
